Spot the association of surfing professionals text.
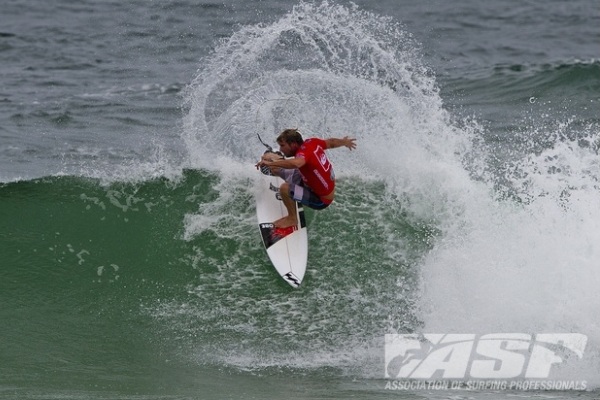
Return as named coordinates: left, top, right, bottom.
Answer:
left=384, top=379, right=587, bottom=391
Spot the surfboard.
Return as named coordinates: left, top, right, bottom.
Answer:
left=256, top=165, right=308, bottom=288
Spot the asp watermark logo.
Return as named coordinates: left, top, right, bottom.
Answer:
left=384, top=333, right=587, bottom=390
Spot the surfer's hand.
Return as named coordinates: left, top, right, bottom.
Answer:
left=255, top=159, right=267, bottom=169
left=343, top=136, right=357, bottom=151
left=256, top=156, right=276, bottom=170
left=258, top=153, right=283, bottom=166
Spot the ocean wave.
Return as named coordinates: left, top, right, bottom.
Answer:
left=445, top=59, right=600, bottom=104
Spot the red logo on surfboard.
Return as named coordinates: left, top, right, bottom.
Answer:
left=259, top=223, right=297, bottom=249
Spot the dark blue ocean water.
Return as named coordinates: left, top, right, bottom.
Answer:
left=1, top=1, right=599, bottom=399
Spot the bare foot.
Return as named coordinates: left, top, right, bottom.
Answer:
left=274, top=215, right=298, bottom=228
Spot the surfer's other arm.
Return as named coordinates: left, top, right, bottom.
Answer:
left=258, top=156, right=305, bottom=170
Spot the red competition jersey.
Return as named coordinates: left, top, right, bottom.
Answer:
left=295, top=138, right=335, bottom=198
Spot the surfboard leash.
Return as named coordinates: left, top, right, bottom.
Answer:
left=256, top=132, right=273, bottom=153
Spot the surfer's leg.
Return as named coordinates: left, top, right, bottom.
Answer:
left=273, top=181, right=298, bottom=228
left=289, top=169, right=302, bottom=185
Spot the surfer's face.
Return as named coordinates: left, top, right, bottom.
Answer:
left=278, top=140, right=298, bottom=157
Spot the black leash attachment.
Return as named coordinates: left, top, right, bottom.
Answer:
left=256, top=133, right=284, bottom=176
left=257, top=133, right=273, bottom=153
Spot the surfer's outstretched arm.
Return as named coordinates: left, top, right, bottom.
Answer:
left=324, top=136, right=357, bottom=151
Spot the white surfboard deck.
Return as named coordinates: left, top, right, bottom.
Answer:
left=255, top=168, right=307, bottom=288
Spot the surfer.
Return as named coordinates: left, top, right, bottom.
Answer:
left=256, top=129, right=357, bottom=228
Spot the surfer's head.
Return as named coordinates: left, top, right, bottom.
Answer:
left=276, top=129, right=304, bottom=156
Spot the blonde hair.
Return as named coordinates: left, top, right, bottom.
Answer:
left=276, top=129, right=303, bottom=145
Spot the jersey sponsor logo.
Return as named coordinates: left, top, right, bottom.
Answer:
left=312, top=169, right=329, bottom=190
left=314, top=145, right=331, bottom=171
